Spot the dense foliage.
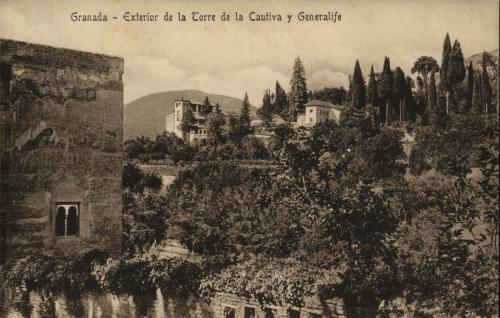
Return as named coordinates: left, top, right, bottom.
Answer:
left=1, top=251, right=202, bottom=317
left=124, top=132, right=270, bottom=162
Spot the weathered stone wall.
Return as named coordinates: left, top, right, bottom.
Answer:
left=211, top=292, right=349, bottom=318
left=0, top=39, right=123, bottom=260
left=1, top=288, right=212, bottom=318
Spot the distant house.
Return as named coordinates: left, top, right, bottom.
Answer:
left=296, top=100, right=344, bottom=127
left=165, top=99, right=216, bottom=144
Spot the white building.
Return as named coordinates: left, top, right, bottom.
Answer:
left=165, top=99, right=215, bottom=144
left=296, top=100, right=344, bottom=127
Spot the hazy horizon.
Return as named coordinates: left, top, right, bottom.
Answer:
left=1, top=0, right=498, bottom=105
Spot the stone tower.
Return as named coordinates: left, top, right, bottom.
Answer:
left=0, top=39, right=123, bottom=261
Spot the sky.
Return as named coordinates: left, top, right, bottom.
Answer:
left=0, top=0, right=498, bottom=105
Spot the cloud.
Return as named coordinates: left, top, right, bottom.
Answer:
left=309, top=70, right=349, bottom=91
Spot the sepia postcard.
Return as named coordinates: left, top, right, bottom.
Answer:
left=0, top=0, right=498, bottom=317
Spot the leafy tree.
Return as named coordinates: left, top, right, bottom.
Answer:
left=227, top=112, right=251, bottom=142
left=206, top=112, right=226, bottom=145
left=241, top=135, right=269, bottom=159
left=411, top=56, right=439, bottom=108
left=351, top=59, right=366, bottom=109
left=200, top=96, right=213, bottom=117
left=379, top=57, right=393, bottom=125
left=392, top=67, right=407, bottom=122
left=180, top=108, right=196, bottom=136
left=122, top=163, right=162, bottom=194
left=366, top=65, right=379, bottom=107
left=310, top=86, right=347, bottom=105
left=257, top=89, right=274, bottom=126
left=289, top=57, right=308, bottom=119
left=124, top=136, right=154, bottom=161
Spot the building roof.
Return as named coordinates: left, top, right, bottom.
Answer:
left=174, top=99, right=216, bottom=106
left=305, top=99, right=344, bottom=111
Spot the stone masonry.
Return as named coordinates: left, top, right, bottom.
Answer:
left=0, top=39, right=123, bottom=261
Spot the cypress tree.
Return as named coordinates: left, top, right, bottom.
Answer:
left=257, top=89, right=274, bottom=126
left=289, top=57, right=308, bottom=120
left=367, top=65, right=379, bottom=107
left=392, top=67, right=406, bottom=122
left=346, top=75, right=353, bottom=106
left=215, top=102, right=222, bottom=113
left=466, top=61, right=474, bottom=112
left=440, top=33, right=452, bottom=114
left=472, top=71, right=482, bottom=113
left=378, top=56, right=393, bottom=124
left=482, top=51, right=492, bottom=113
left=351, top=60, right=366, bottom=109
left=274, top=81, right=288, bottom=118
left=404, top=76, right=416, bottom=121
left=429, top=70, right=437, bottom=111
left=240, top=92, right=251, bottom=127
left=442, top=36, right=465, bottom=114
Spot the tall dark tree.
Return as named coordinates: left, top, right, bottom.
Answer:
left=466, top=61, right=474, bottom=112
left=472, top=71, right=483, bottom=113
left=289, top=57, right=308, bottom=120
left=404, top=76, right=417, bottom=121
left=441, top=35, right=466, bottom=114
left=346, top=75, right=353, bottom=106
left=351, top=60, right=366, bottom=109
left=366, top=65, right=379, bottom=107
left=428, top=70, right=438, bottom=112
left=392, top=67, right=407, bottom=122
left=481, top=51, right=493, bottom=113
left=240, top=92, right=252, bottom=133
left=274, top=81, right=288, bottom=118
left=215, top=102, right=222, bottom=113
left=440, top=33, right=452, bottom=93
left=257, top=89, right=274, bottom=126
left=200, top=96, right=213, bottom=117
left=379, top=56, right=393, bottom=124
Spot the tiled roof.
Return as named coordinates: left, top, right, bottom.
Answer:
left=305, top=99, right=344, bottom=110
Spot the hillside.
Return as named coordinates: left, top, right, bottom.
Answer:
left=124, top=89, right=257, bottom=140
left=465, top=49, right=499, bottom=70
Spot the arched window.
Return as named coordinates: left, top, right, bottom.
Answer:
left=55, top=203, right=79, bottom=237
left=55, top=206, right=66, bottom=236
left=67, top=206, right=78, bottom=236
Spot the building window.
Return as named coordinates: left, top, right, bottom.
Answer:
left=309, top=109, right=313, bottom=113
left=265, top=308, right=277, bottom=318
left=289, top=309, right=300, bottom=318
left=55, top=203, right=79, bottom=237
left=308, top=313, right=322, bottom=318
left=244, top=307, right=256, bottom=318
left=223, top=307, right=235, bottom=318
left=309, top=117, right=313, bottom=123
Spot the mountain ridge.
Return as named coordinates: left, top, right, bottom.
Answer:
left=124, top=89, right=257, bottom=140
